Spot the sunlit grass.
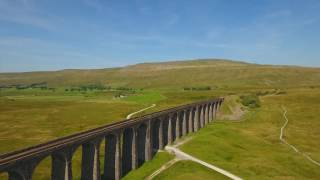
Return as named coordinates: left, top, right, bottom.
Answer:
left=154, top=161, right=230, bottom=180
left=177, top=88, right=320, bottom=179
left=0, top=60, right=320, bottom=179
left=122, top=152, right=174, bottom=180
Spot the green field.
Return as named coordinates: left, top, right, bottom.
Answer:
left=123, top=152, right=174, bottom=180
left=153, top=161, right=230, bottom=180
left=177, top=88, right=320, bottom=179
left=1, top=59, right=320, bottom=179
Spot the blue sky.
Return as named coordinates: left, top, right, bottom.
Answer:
left=0, top=0, right=320, bottom=72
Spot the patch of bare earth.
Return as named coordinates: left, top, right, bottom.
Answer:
left=219, top=101, right=246, bottom=121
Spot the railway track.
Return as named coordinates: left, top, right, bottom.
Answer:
left=0, top=98, right=221, bottom=171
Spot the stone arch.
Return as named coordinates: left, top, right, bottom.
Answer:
left=180, top=111, right=184, bottom=135
left=193, top=107, right=198, bottom=131
left=51, top=145, right=79, bottom=180
left=171, top=113, right=177, bottom=141
left=104, top=133, right=119, bottom=180
left=8, top=155, right=46, bottom=180
left=201, top=105, right=205, bottom=127
left=209, top=103, right=213, bottom=122
left=152, top=118, right=161, bottom=153
left=32, top=156, right=51, bottom=179
left=122, top=128, right=134, bottom=176
left=162, top=115, right=169, bottom=146
left=52, top=152, right=69, bottom=179
left=137, top=123, right=147, bottom=167
left=214, top=102, right=218, bottom=118
left=211, top=103, right=215, bottom=120
left=198, top=105, right=202, bottom=128
left=190, top=108, right=196, bottom=132
left=8, top=171, right=25, bottom=180
left=188, top=108, right=194, bottom=133
left=204, top=103, right=208, bottom=125
left=81, top=138, right=103, bottom=180
left=183, top=110, right=189, bottom=135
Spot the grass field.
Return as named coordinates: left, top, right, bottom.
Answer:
left=1, top=59, right=320, bottom=89
left=153, top=161, right=230, bottom=180
left=0, top=89, right=145, bottom=153
left=177, top=88, right=320, bottom=179
left=0, top=87, right=222, bottom=179
left=122, top=152, right=174, bottom=180
left=124, top=87, right=320, bottom=179
left=0, top=59, right=320, bottom=179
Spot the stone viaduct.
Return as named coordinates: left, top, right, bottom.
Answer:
left=0, top=97, right=224, bottom=180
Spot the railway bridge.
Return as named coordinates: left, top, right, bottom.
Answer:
left=0, top=97, right=224, bottom=180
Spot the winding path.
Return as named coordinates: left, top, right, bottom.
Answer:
left=165, top=146, right=243, bottom=180
left=145, top=158, right=180, bottom=180
left=146, top=137, right=243, bottom=180
left=280, top=106, right=320, bottom=166
left=126, top=104, right=156, bottom=119
left=126, top=100, right=241, bottom=179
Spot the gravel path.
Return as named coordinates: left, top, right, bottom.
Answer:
left=280, top=106, right=320, bottom=166
left=165, top=146, right=243, bottom=180
left=126, top=104, right=156, bottom=119
left=145, top=158, right=180, bottom=180
left=146, top=137, right=243, bottom=180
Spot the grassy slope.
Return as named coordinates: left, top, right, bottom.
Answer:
left=0, top=92, right=146, bottom=153
left=1, top=59, right=320, bottom=89
left=178, top=88, right=320, bottom=179
left=0, top=89, right=224, bottom=154
left=122, top=152, right=174, bottom=180
left=154, top=161, right=230, bottom=180
left=1, top=59, right=320, bottom=179
left=0, top=88, right=224, bottom=179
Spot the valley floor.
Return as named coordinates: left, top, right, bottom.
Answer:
left=124, top=88, right=320, bottom=179
left=0, top=87, right=319, bottom=179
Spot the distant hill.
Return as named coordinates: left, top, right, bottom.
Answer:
left=1, top=59, right=320, bottom=89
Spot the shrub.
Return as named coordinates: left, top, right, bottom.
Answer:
left=240, top=94, right=261, bottom=108
left=276, top=91, right=287, bottom=95
left=183, top=86, right=211, bottom=91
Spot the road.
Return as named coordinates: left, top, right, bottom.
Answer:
left=146, top=137, right=243, bottom=180
left=126, top=104, right=156, bottom=119
left=165, top=146, right=243, bottom=180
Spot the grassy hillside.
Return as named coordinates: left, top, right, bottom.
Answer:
left=153, top=161, right=230, bottom=180
left=124, top=87, right=320, bottom=179
left=1, top=59, right=319, bottom=179
left=176, top=88, right=320, bottom=179
left=1, top=59, right=319, bottom=89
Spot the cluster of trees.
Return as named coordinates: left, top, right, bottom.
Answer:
left=114, top=87, right=141, bottom=91
left=0, top=82, right=142, bottom=94
left=65, top=85, right=142, bottom=93
left=183, top=86, right=212, bottom=91
left=240, top=94, right=261, bottom=108
left=0, top=82, right=55, bottom=91
left=65, top=84, right=110, bottom=92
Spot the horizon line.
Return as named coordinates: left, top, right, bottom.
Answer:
left=1, top=58, right=319, bottom=74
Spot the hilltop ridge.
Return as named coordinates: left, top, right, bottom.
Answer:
left=0, top=59, right=319, bottom=89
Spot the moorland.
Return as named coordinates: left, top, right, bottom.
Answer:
left=1, top=59, right=319, bottom=179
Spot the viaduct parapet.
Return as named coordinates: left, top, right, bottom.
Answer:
left=0, top=97, right=224, bottom=180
